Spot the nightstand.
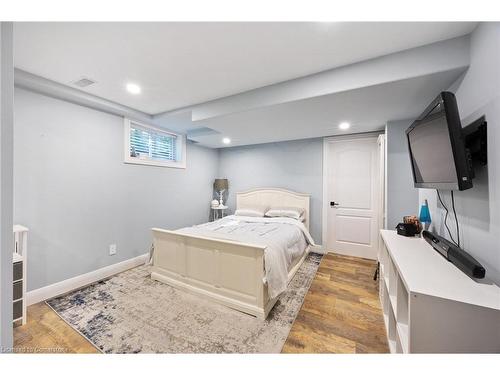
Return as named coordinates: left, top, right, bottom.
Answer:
left=210, top=205, right=227, bottom=221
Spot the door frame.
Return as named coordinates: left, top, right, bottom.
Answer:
left=321, top=132, right=385, bottom=254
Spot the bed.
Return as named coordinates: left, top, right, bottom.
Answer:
left=151, top=188, right=313, bottom=319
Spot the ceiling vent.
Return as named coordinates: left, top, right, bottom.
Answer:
left=72, top=77, right=96, bottom=88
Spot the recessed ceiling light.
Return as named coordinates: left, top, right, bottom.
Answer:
left=126, top=83, right=141, bottom=95
left=222, top=137, right=231, bottom=145
left=339, top=122, right=351, bottom=130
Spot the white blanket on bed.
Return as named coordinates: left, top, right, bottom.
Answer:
left=177, top=215, right=315, bottom=299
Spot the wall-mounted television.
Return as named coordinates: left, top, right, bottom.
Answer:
left=406, top=91, right=473, bottom=191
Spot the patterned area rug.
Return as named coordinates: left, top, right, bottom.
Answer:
left=47, top=253, right=322, bottom=353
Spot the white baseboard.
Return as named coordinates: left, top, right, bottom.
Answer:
left=27, top=253, right=149, bottom=306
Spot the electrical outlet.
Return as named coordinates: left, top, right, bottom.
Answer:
left=109, top=244, right=117, bottom=256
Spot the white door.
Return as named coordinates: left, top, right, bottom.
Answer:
left=326, top=136, right=380, bottom=260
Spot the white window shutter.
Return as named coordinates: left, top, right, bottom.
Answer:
left=129, top=123, right=177, bottom=162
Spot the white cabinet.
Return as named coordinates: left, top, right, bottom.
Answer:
left=379, top=230, right=500, bottom=353
left=13, top=225, right=28, bottom=326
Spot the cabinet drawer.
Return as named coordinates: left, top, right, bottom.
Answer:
left=13, top=261, right=23, bottom=281
left=13, top=300, right=23, bottom=320
left=13, top=280, right=23, bottom=301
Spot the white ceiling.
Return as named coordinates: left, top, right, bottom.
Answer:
left=189, top=68, right=466, bottom=148
left=14, top=22, right=477, bottom=114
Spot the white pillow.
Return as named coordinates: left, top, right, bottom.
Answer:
left=234, top=205, right=268, bottom=217
left=265, top=206, right=305, bottom=221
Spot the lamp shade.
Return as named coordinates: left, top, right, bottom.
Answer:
left=214, top=179, right=228, bottom=191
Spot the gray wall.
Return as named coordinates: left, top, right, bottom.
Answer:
left=1, top=22, right=14, bottom=350
left=218, top=138, right=323, bottom=244
left=419, top=23, right=500, bottom=285
left=14, top=88, right=219, bottom=291
left=385, top=120, right=419, bottom=229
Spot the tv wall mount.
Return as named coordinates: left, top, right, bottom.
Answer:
left=463, top=116, right=487, bottom=178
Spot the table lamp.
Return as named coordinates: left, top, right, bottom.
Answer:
left=419, top=199, right=432, bottom=230
left=214, top=179, right=229, bottom=207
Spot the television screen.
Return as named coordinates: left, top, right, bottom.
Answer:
left=406, top=92, right=472, bottom=191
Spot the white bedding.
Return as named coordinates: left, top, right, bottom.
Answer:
left=177, top=215, right=315, bottom=299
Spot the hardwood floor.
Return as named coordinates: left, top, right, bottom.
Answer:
left=13, top=302, right=99, bottom=353
left=282, top=253, right=389, bottom=353
left=13, top=253, right=388, bottom=354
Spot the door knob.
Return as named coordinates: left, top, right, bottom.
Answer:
left=330, top=201, right=340, bottom=207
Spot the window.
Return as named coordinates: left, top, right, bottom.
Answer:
left=124, top=119, right=186, bottom=168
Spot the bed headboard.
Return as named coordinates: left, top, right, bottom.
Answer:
left=236, top=188, right=311, bottom=230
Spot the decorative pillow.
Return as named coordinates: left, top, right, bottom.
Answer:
left=265, top=206, right=305, bottom=221
left=234, top=205, right=268, bottom=217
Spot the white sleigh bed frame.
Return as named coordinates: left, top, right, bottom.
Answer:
left=151, top=188, right=311, bottom=319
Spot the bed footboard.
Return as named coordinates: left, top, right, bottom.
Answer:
left=151, top=228, right=269, bottom=319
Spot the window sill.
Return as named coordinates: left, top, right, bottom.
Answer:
left=124, top=157, right=186, bottom=169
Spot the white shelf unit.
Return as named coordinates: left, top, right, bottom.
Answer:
left=13, top=225, right=28, bottom=326
left=379, top=230, right=500, bottom=353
